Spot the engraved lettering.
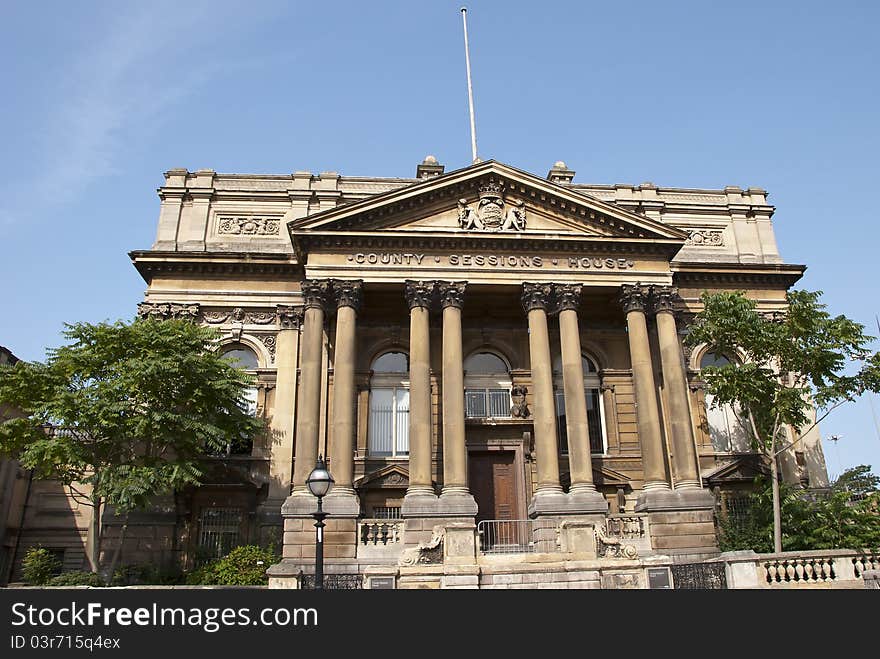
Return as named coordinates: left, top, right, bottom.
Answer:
left=605, top=258, right=615, bottom=268
left=532, top=256, right=542, bottom=267
left=368, top=253, right=378, bottom=264
left=413, top=254, right=424, bottom=264
left=449, top=254, right=459, bottom=265
left=392, top=254, right=403, bottom=264
left=474, top=255, right=485, bottom=266
left=355, top=253, right=365, bottom=264
left=488, top=255, right=498, bottom=266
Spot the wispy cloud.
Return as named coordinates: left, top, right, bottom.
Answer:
left=0, top=2, right=283, bottom=227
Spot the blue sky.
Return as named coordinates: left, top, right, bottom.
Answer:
left=2, top=0, right=879, bottom=477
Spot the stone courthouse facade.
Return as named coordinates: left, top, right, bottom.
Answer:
left=123, top=157, right=830, bottom=587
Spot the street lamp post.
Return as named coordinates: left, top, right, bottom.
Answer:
left=305, top=455, right=334, bottom=591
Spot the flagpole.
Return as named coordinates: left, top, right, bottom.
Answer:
left=461, top=7, right=479, bottom=164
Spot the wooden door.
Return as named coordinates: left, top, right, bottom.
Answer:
left=468, top=451, right=517, bottom=523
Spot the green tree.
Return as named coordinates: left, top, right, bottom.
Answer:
left=686, top=290, right=880, bottom=552
left=0, top=318, right=261, bottom=574
left=719, top=467, right=880, bottom=553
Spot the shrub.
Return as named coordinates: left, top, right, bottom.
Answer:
left=111, top=563, right=183, bottom=586
left=21, top=547, right=61, bottom=586
left=186, top=545, right=277, bottom=586
left=47, top=571, right=105, bottom=587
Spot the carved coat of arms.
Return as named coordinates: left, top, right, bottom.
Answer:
left=458, top=179, right=526, bottom=232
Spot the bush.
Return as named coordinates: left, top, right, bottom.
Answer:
left=185, top=545, right=277, bottom=586
left=47, top=571, right=105, bottom=587
left=21, top=547, right=61, bottom=586
left=111, top=563, right=183, bottom=586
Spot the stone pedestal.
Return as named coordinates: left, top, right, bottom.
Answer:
left=443, top=522, right=478, bottom=565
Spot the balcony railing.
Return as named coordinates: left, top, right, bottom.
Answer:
left=477, top=519, right=534, bottom=554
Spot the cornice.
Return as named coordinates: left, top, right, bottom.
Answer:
left=129, top=251, right=301, bottom=284
left=292, top=230, right=683, bottom=258
left=671, top=262, right=805, bottom=288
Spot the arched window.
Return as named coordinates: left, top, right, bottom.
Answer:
left=464, top=351, right=511, bottom=419
left=368, top=351, right=410, bottom=457
left=700, top=351, right=751, bottom=453
left=220, top=344, right=259, bottom=455
left=552, top=354, right=606, bottom=454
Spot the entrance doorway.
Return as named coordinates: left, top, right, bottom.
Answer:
left=468, top=450, right=518, bottom=523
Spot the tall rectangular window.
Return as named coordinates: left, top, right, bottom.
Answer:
left=555, top=388, right=605, bottom=455
left=369, top=387, right=409, bottom=456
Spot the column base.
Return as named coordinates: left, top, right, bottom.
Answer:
left=401, top=488, right=441, bottom=518
left=635, top=487, right=715, bottom=512
left=528, top=489, right=574, bottom=517
left=321, top=490, right=361, bottom=517
left=437, top=488, right=478, bottom=517
left=568, top=486, right=611, bottom=514
left=280, top=490, right=320, bottom=517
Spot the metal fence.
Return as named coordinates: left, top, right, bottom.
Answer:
left=670, top=562, right=727, bottom=589
left=477, top=520, right=534, bottom=554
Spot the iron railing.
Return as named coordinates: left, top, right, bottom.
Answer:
left=671, top=562, right=727, bottom=589
left=477, top=519, right=534, bottom=554
left=300, top=574, right=363, bottom=590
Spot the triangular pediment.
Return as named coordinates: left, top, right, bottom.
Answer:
left=289, top=161, right=687, bottom=249
left=561, top=465, right=631, bottom=489
left=354, top=464, right=410, bottom=490
left=702, top=455, right=769, bottom=486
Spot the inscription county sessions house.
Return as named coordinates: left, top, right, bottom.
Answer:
left=4, top=156, right=830, bottom=587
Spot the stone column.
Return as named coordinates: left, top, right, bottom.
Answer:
left=619, top=283, right=672, bottom=511
left=438, top=281, right=477, bottom=516
left=401, top=280, right=439, bottom=516
left=522, top=283, right=569, bottom=515
left=268, top=306, right=302, bottom=504
left=282, top=279, right=330, bottom=515
left=555, top=284, right=607, bottom=512
left=653, top=286, right=702, bottom=490
left=324, top=280, right=363, bottom=516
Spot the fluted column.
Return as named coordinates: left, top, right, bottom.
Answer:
left=268, top=305, right=302, bottom=503
left=556, top=284, right=607, bottom=512
left=324, top=279, right=363, bottom=516
left=401, top=280, right=439, bottom=516
left=438, top=281, right=477, bottom=516
left=522, top=283, right=569, bottom=516
left=284, top=279, right=330, bottom=514
left=653, top=286, right=701, bottom=490
left=619, top=283, right=671, bottom=509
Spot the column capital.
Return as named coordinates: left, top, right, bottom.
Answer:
left=521, top=282, right=554, bottom=313
left=300, top=279, right=331, bottom=311
left=331, top=279, right=363, bottom=313
left=405, top=280, right=436, bottom=310
left=618, top=283, right=651, bottom=314
left=554, top=283, right=582, bottom=313
left=651, top=285, right=681, bottom=315
left=276, top=305, right=303, bottom=330
left=438, top=281, right=467, bottom=309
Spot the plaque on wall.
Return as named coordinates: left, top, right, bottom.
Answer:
left=646, top=567, right=672, bottom=589
left=368, top=577, right=395, bottom=589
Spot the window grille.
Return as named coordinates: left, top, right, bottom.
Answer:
left=197, top=507, right=242, bottom=563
